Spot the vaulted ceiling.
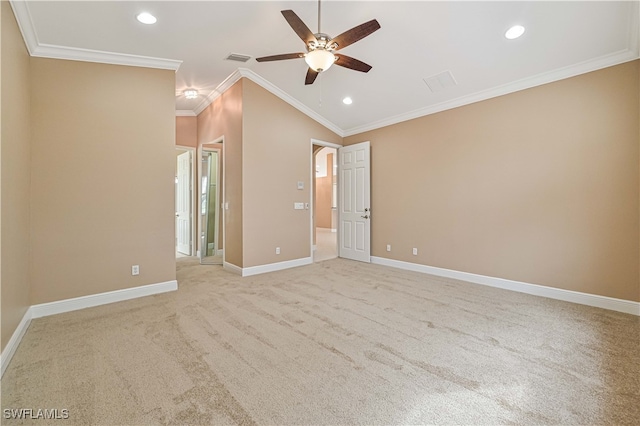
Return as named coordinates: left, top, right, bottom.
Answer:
left=11, top=1, right=640, bottom=136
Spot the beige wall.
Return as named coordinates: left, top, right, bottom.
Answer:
left=29, top=58, right=176, bottom=304
left=197, top=80, right=243, bottom=266
left=345, top=60, right=640, bottom=302
left=1, top=2, right=32, bottom=351
left=176, top=116, right=197, bottom=148
left=242, top=78, right=342, bottom=267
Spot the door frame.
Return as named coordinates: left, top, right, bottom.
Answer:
left=175, top=146, right=196, bottom=257
left=310, top=139, right=342, bottom=260
left=199, top=136, right=225, bottom=264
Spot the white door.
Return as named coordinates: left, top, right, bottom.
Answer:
left=338, top=141, right=370, bottom=262
left=176, top=151, right=191, bottom=255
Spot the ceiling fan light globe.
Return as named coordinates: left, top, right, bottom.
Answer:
left=305, top=49, right=335, bottom=72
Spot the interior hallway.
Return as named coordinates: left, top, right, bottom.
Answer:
left=314, top=227, right=337, bottom=262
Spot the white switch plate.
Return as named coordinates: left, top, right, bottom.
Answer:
left=386, top=244, right=391, bottom=252
left=275, top=247, right=280, bottom=255
left=412, top=248, right=418, bottom=255
left=132, top=265, right=139, bottom=275
left=294, top=202, right=304, bottom=210
left=297, top=181, right=304, bottom=190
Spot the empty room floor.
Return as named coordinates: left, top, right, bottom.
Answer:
left=2, top=258, right=639, bottom=425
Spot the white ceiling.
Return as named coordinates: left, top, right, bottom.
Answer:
left=12, top=1, right=640, bottom=136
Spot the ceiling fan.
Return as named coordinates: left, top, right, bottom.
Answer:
left=255, top=0, right=380, bottom=85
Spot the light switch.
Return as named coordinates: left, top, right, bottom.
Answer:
left=294, top=202, right=304, bottom=210
left=297, top=181, right=304, bottom=190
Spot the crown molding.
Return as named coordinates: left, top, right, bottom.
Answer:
left=176, top=110, right=197, bottom=117
left=239, top=69, right=344, bottom=137
left=193, top=68, right=344, bottom=137
left=9, top=0, right=38, bottom=54
left=193, top=69, right=244, bottom=116
left=14, top=0, right=639, bottom=138
left=343, top=48, right=639, bottom=137
left=32, top=44, right=182, bottom=71
left=10, top=0, right=181, bottom=71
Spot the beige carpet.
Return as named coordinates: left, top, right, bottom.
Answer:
left=2, top=257, right=639, bottom=425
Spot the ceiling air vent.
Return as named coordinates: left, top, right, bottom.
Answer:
left=225, top=53, right=252, bottom=62
left=423, top=70, right=457, bottom=93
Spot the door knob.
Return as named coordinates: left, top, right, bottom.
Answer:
left=361, top=215, right=369, bottom=219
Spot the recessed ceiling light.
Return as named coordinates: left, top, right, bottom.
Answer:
left=136, top=12, right=157, bottom=25
left=342, top=97, right=353, bottom=105
left=183, top=89, right=199, bottom=99
left=505, top=25, right=525, bottom=40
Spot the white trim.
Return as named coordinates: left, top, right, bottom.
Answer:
left=9, top=1, right=181, bottom=71
left=239, top=69, right=344, bottom=136
left=223, top=261, right=243, bottom=275
left=310, top=139, right=342, bottom=150
left=193, top=69, right=344, bottom=136
left=1, top=281, right=178, bottom=376
left=32, top=44, right=182, bottom=71
left=9, top=0, right=38, bottom=54
left=241, top=257, right=313, bottom=277
left=344, top=49, right=639, bottom=136
left=176, top=110, right=196, bottom=117
left=1, top=309, right=32, bottom=378
left=12, top=0, right=638, bottom=139
left=371, top=257, right=640, bottom=316
left=193, top=69, right=244, bottom=115
left=30, top=280, right=178, bottom=319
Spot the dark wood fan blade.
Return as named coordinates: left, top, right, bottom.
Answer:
left=281, top=10, right=317, bottom=46
left=305, top=68, right=319, bottom=85
left=330, top=19, right=380, bottom=51
left=255, top=53, right=305, bottom=62
left=334, top=55, right=372, bottom=73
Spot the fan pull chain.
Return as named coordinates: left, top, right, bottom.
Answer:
left=318, top=72, right=323, bottom=108
left=318, top=0, right=321, bottom=33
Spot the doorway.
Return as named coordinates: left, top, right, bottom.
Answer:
left=199, top=138, right=224, bottom=265
left=312, top=140, right=340, bottom=262
left=175, top=147, right=195, bottom=257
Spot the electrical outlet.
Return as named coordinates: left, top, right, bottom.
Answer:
left=132, top=265, right=140, bottom=275
left=275, top=247, right=280, bottom=255
left=412, top=248, right=418, bottom=255
left=386, top=244, right=391, bottom=252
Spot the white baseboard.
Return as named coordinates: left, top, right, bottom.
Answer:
left=1, top=280, right=178, bottom=378
left=223, top=261, right=242, bottom=275
left=371, top=257, right=640, bottom=316
left=1, top=308, right=32, bottom=378
left=241, top=257, right=313, bottom=277
left=30, top=280, right=178, bottom=319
